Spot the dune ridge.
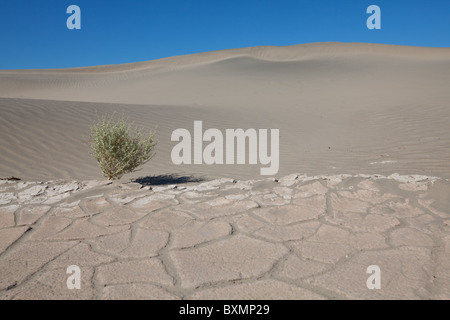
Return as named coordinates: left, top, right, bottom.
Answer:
left=2, top=42, right=450, bottom=74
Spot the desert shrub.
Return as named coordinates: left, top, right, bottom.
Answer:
left=89, top=113, right=157, bottom=180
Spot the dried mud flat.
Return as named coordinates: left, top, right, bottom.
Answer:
left=0, top=172, right=449, bottom=300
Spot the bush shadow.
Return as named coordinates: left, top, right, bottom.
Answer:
left=132, top=174, right=208, bottom=186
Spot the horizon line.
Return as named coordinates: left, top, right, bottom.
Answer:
left=1, top=41, right=450, bottom=72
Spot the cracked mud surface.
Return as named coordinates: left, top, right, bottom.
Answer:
left=0, top=173, right=449, bottom=299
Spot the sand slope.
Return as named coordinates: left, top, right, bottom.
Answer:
left=0, top=42, right=449, bottom=181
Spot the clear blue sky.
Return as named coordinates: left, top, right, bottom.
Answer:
left=1, top=0, right=449, bottom=69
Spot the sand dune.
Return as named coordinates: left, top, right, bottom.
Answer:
left=0, top=42, right=449, bottom=181
left=2, top=42, right=450, bottom=301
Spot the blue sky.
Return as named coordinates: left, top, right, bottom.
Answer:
left=0, top=0, right=449, bottom=69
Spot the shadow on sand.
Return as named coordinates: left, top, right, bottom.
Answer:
left=132, top=174, right=208, bottom=186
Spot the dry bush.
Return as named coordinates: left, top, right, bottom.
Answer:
left=89, top=113, right=157, bottom=180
